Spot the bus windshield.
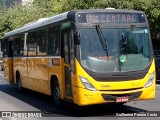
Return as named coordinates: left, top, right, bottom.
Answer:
left=79, top=27, right=151, bottom=73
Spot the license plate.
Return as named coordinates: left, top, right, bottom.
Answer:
left=116, top=96, right=129, bottom=103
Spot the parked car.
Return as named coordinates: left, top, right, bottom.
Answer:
left=155, top=57, right=160, bottom=80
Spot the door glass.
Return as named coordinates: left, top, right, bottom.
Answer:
left=64, top=33, right=69, bottom=64
left=69, top=32, right=75, bottom=72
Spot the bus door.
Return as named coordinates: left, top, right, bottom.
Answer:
left=62, top=30, right=74, bottom=98
left=8, top=40, right=14, bottom=83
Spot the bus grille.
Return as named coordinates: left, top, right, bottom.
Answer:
left=101, top=91, right=142, bottom=102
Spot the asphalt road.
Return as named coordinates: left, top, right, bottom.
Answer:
left=0, top=71, right=160, bottom=120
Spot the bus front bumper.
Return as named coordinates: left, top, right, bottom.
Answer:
left=72, top=85, right=155, bottom=106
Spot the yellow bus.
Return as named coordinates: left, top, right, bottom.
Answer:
left=3, top=9, right=155, bottom=106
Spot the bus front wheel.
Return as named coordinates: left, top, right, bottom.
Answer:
left=51, top=80, right=62, bottom=107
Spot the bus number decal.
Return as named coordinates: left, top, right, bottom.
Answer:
left=52, top=58, right=60, bottom=66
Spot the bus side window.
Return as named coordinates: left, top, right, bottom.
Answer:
left=3, top=38, right=8, bottom=57
left=13, top=37, right=19, bottom=56
left=48, top=25, right=60, bottom=56
left=13, top=34, right=24, bottom=57
left=27, top=31, right=37, bottom=56
left=19, top=34, right=25, bottom=56
left=37, top=28, right=47, bottom=56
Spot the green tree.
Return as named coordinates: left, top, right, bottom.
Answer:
left=0, top=0, right=160, bottom=38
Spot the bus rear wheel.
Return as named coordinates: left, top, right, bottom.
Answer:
left=52, top=80, right=62, bottom=107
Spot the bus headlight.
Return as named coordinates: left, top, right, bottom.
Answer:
left=144, top=72, right=155, bottom=88
left=79, top=76, right=96, bottom=91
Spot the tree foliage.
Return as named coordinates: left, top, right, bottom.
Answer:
left=0, top=0, right=160, bottom=38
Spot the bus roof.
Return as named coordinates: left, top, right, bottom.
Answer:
left=4, top=9, right=145, bottom=38
left=4, top=12, right=69, bottom=38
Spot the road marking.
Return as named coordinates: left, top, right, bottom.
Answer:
left=156, top=84, right=160, bottom=86
left=0, top=117, right=17, bottom=120
left=10, top=117, right=17, bottom=120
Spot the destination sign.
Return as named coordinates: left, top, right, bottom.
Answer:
left=77, top=13, right=146, bottom=23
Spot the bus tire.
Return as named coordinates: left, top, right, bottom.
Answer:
left=16, top=72, right=23, bottom=92
left=51, top=79, right=63, bottom=107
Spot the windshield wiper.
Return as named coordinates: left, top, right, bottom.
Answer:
left=121, top=25, right=135, bottom=56
left=121, top=32, right=128, bottom=57
left=95, top=25, right=109, bottom=58
left=122, top=33, right=128, bottom=47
